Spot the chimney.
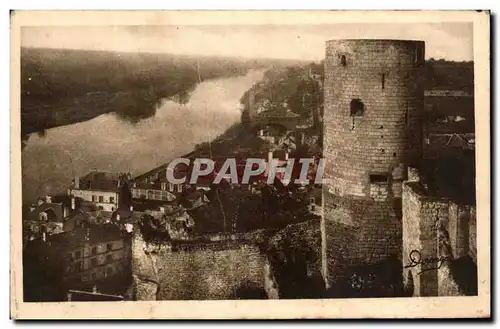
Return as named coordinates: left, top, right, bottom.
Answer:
left=85, top=228, right=90, bottom=241
left=130, top=206, right=134, bottom=212
left=73, top=177, right=79, bottom=189
left=63, top=206, right=68, bottom=218
left=93, top=286, right=98, bottom=294
left=285, top=150, right=289, bottom=161
left=116, top=214, right=121, bottom=221
left=71, top=196, right=76, bottom=210
left=45, top=195, right=52, bottom=204
left=42, top=232, right=47, bottom=242
left=159, top=206, right=165, bottom=214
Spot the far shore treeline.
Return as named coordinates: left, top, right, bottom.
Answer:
left=20, top=47, right=302, bottom=146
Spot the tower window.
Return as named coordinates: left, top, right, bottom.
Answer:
left=369, top=173, right=388, bottom=183
left=381, top=73, right=386, bottom=89
left=340, top=55, right=347, bottom=67
left=350, top=99, right=364, bottom=116
left=413, top=46, right=424, bottom=67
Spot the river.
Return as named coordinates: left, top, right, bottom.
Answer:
left=21, top=70, right=264, bottom=203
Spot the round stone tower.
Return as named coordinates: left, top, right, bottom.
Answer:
left=320, top=40, right=425, bottom=289
left=324, top=39, right=425, bottom=200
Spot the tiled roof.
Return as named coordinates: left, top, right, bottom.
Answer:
left=78, top=171, right=120, bottom=192
left=47, top=223, right=123, bottom=248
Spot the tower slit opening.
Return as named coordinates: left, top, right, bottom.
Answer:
left=340, top=55, right=347, bottom=67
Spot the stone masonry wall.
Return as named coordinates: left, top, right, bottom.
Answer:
left=321, top=39, right=425, bottom=288
left=402, top=182, right=449, bottom=296
left=469, top=206, right=477, bottom=264
left=401, top=181, right=422, bottom=295
left=322, top=193, right=402, bottom=286
left=131, top=231, right=268, bottom=300
left=263, top=257, right=280, bottom=299
left=156, top=243, right=266, bottom=300
left=324, top=40, right=425, bottom=198
left=402, top=181, right=477, bottom=296
left=448, top=203, right=476, bottom=259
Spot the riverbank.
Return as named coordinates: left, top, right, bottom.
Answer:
left=21, top=69, right=267, bottom=203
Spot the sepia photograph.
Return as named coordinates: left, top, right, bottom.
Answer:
left=10, top=10, right=490, bottom=319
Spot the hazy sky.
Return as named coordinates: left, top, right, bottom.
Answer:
left=21, top=23, right=473, bottom=61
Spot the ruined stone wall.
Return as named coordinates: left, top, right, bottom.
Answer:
left=402, top=182, right=448, bottom=296
left=402, top=181, right=477, bottom=296
left=401, top=181, right=422, bottom=295
left=131, top=231, right=268, bottom=300
left=263, top=257, right=280, bottom=299
left=469, top=207, right=477, bottom=263
left=324, top=40, right=425, bottom=198
left=156, top=243, right=266, bottom=300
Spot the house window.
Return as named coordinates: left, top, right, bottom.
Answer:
left=91, top=272, right=97, bottom=281
left=98, top=196, right=104, bottom=203
left=110, top=197, right=115, bottom=204
left=92, top=195, right=97, bottom=202
left=369, top=173, right=388, bottom=184
left=177, top=184, right=182, bottom=193
left=75, top=250, right=82, bottom=259
left=107, top=243, right=113, bottom=251
left=106, top=254, right=113, bottom=263
left=75, top=261, right=83, bottom=272
left=91, top=246, right=97, bottom=255
left=90, top=258, right=98, bottom=267
left=106, top=266, right=114, bottom=276
left=39, top=212, right=48, bottom=221
left=350, top=99, right=364, bottom=116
